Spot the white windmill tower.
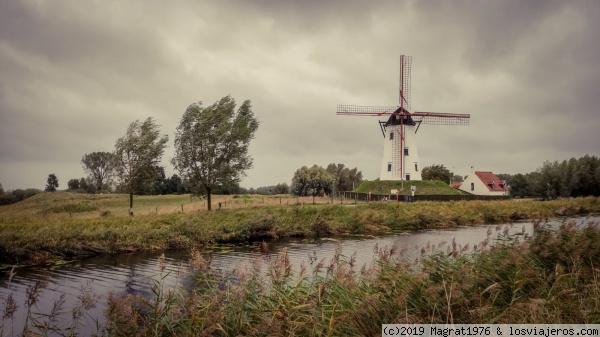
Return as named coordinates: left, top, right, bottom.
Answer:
left=337, top=55, right=470, bottom=181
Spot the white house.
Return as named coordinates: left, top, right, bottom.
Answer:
left=379, top=113, right=422, bottom=181
left=459, top=168, right=508, bottom=196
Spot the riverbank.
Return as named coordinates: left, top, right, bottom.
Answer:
left=1, top=197, right=599, bottom=266
left=104, top=219, right=599, bottom=333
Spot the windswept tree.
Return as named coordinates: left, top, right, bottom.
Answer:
left=172, top=96, right=259, bottom=210
left=81, top=151, right=117, bottom=192
left=114, top=117, right=169, bottom=215
left=45, top=173, right=59, bottom=192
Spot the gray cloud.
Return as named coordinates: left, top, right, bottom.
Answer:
left=1, top=0, right=599, bottom=190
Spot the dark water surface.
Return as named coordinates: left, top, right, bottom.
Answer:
left=1, top=216, right=596, bottom=335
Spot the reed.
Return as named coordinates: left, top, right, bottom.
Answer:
left=100, top=218, right=600, bottom=335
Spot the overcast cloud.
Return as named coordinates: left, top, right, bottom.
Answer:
left=1, top=0, right=599, bottom=190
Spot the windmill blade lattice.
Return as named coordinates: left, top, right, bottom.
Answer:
left=336, top=105, right=399, bottom=116
left=411, top=112, right=470, bottom=126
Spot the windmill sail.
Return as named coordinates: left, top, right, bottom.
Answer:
left=336, top=55, right=470, bottom=181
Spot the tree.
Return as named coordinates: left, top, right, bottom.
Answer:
left=421, top=164, right=453, bottom=184
left=165, top=174, right=187, bottom=194
left=67, top=178, right=80, bottom=190
left=272, top=183, right=290, bottom=195
left=291, top=165, right=334, bottom=196
left=45, top=174, right=59, bottom=192
left=0, top=182, right=3, bottom=195
left=114, top=117, right=169, bottom=215
left=79, top=177, right=91, bottom=192
left=326, top=163, right=363, bottom=191
left=508, top=173, right=529, bottom=198
left=81, top=152, right=117, bottom=192
left=172, top=96, right=259, bottom=210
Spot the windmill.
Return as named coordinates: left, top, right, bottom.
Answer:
left=337, top=55, right=470, bottom=181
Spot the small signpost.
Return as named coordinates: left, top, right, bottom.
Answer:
left=391, top=189, right=399, bottom=202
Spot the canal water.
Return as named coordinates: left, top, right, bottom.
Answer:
left=0, top=216, right=596, bottom=335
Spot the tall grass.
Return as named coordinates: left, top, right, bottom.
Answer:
left=94, top=218, right=600, bottom=336
left=1, top=277, right=102, bottom=336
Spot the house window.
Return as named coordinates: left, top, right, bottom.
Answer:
left=389, top=132, right=394, bottom=140
left=387, top=163, right=392, bottom=172
left=405, top=174, right=411, bottom=181
left=414, top=162, right=418, bottom=171
left=404, top=147, right=409, bottom=156
left=471, top=182, right=474, bottom=191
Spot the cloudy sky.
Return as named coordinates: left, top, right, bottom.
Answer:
left=1, top=0, right=599, bottom=190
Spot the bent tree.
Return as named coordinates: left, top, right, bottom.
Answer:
left=172, top=95, right=259, bottom=210
left=114, top=117, right=168, bottom=215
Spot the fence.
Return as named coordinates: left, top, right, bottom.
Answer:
left=337, top=191, right=510, bottom=202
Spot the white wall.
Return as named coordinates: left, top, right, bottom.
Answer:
left=460, top=172, right=506, bottom=196
left=379, top=124, right=422, bottom=181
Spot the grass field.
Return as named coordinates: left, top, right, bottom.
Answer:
left=0, top=191, right=336, bottom=222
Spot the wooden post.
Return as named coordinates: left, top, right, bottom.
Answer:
left=156, top=207, right=158, bottom=214
left=181, top=204, right=184, bottom=212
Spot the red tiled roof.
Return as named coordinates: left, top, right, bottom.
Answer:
left=474, top=171, right=507, bottom=192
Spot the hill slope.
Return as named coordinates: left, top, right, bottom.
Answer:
left=352, top=180, right=467, bottom=195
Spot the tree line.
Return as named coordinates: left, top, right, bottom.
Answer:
left=290, top=163, right=363, bottom=197
left=503, top=154, right=600, bottom=199
left=1, top=95, right=259, bottom=211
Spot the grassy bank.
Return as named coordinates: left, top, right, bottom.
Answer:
left=1, top=195, right=599, bottom=266
left=6, top=218, right=599, bottom=336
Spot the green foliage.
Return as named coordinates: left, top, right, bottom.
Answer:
left=114, top=117, right=169, bottom=212
left=291, top=165, right=334, bottom=196
left=81, top=151, right=117, bottom=192
left=253, top=183, right=290, bottom=195
left=507, top=173, right=529, bottom=198
left=326, top=163, right=363, bottom=191
left=506, top=155, right=600, bottom=199
left=45, top=173, right=59, bottom=192
left=421, top=164, right=453, bottom=183
left=172, top=95, right=259, bottom=210
left=67, top=178, right=80, bottom=190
